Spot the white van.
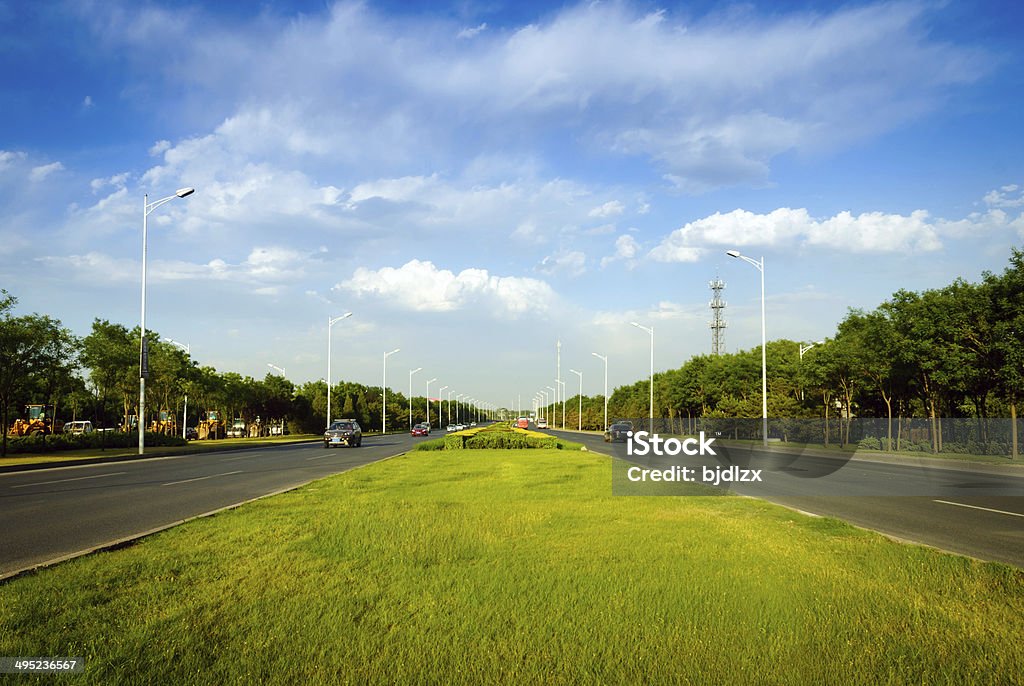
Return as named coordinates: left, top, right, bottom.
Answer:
left=63, top=420, right=94, bottom=434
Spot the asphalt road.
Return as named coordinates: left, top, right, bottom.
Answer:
left=0, top=433, right=422, bottom=579
left=552, top=428, right=1024, bottom=568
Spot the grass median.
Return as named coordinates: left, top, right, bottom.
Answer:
left=1, top=448, right=1021, bottom=684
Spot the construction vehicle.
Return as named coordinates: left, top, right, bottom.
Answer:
left=197, top=410, right=225, bottom=440
left=8, top=404, right=56, bottom=437
left=149, top=409, right=177, bottom=435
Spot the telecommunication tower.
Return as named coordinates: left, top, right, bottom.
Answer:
left=709, top=276, right=727, bottom=356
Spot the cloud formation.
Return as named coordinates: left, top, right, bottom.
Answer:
left=337, top=259, right=555, bottom=315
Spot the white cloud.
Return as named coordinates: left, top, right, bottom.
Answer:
left=649, top=207, right=944, bottom=260
left=90, top=172, right=130, bottom=193
left=149, top=140, right=171, bottom=156
left=588, top=200, right=625, bottom=218
left=984, top=184, right=1024, bottom=208
left=538, top=250, right=586, bottom=277
left=37, top=245, right=310, bottom=288
left=457, top=23, right=487, bottom=39
left=82, top=95, right=94, bottom=109
left=337, top=259, right=556, bottom=316
left=72, top=1, right=991, bottom=193
left=29, top=162, right=64, bottom=182
left=0, top=150, right=27, bottom=169
left=601, top=234, right=641, bottom=268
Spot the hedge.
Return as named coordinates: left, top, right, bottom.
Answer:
left=4, top=431, right=187, bottom=455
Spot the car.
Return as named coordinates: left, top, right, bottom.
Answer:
left=604, top=422, right=634, bottom=442
left=454, top=423, right=467, bottom=431
left=536, top=418, right=548, bottom=429
left=516, top=417, right=530, bottom=429
left=446, top=424, right=457, bottom=432
left=324, top=419, right=362, bottom=448
left=411, top=423, right=430, bottom=437
left=62, top=420, right=94, bottom=435
left=185, top=426, right=199, bottom=440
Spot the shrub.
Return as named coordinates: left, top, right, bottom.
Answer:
left=5, top=431, right=187, bottom=454
left=857, top=437, right=881, bottom=451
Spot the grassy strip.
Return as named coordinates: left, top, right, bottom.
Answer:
left=1, top=449, right=1021, bottom=683
left=0, top=435, right=320, bottom=469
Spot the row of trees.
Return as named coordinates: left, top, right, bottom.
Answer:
left=537, top=248, right=1024, bottom=457
left=0, top=291, right=485, bottom=455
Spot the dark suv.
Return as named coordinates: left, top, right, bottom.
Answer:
left=324, top=419, right=362, bottom=448
left=604, top=421, right=634, bottom=442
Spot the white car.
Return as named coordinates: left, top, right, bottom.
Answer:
left=536, top=418, right=548, bottom=429
left=63, top=420, right=94, bottom=434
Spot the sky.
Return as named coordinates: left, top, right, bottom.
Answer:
left=2, top=0, right=1023, bottom=411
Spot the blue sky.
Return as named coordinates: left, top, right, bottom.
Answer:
left=2, top=0, right=1023, bottom=410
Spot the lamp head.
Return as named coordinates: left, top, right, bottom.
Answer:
left=175, top=187, right=195, bottom=198
left=726, top=250, right=741, bottom=258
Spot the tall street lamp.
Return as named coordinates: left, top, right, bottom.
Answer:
left=727, top=249, right=767, bottom=446
left=631, top=322, right=654, bottom=429
left=798, top=340, right=825, bottom=401
left=163, top=338, right=190, bottom=439
left=139, top=187, right=194, bottom=455
left=267, top=363, right=286, bottom=377
left=381, top=349, right=400, bottom=433
left=556, top=379, right=566, bottom=429
left=569, top=369, right=582, bottom=431
left=326, top=312, right=353, bottom=427
left=592, top=352, right=608, bottom=430
left=408, top=367, right=422, bottom=429
left=447, top=389, right=454, bottom=425
left=427, top=379, right=439, bottom=428
left=456, top=394, right=465, bottom=424
left=546, top=386, right=556, bottom=424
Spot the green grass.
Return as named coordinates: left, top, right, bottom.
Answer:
left=0, top=435, right=320, bottom=468
left=1, top=449, right=1022, bottom=684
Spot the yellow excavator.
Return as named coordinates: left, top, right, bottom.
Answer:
left=8, top=404, right=55, bottom=437
left=197, top=410, right=225, bottom=440
left=149, top=409, right=177, bottom=435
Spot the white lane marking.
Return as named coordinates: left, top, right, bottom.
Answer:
left=161, top=470, right=242, bottom=487
left=306, top=454, right=330, bottom=460
left=933, top=499, right=1024, bottom=518
left=11, top=472, right=129, bottom=489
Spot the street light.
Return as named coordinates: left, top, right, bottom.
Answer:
left=326, top=312, right=353, bottom=427
left=631, top=322, right=654, bottom=429
left=408, top=367, right=422, bottom=429
left=556, top=379, right=566, bottom=429
left=798, top=341, right=825, bottom=401
left=434, top=384, right=446, bottom=427
left=592, top=352, right=608, bottom=430
left=546, top=386, right=556, bottom=424
left=727, top=249, right=767, bottom=446
left=799, top=340, right=824, bottom=360
left=382, top=348, right=400, bottom=433
left=447, top=389, right=454, bottom=425
left=569, top=369, right=582, bottom=431
left=456, top=394, right=465, bottom=424
left=139, top=187, right=194, bottom=455
left=163, top=337, right=190, bottom=439
left=267, top=363, right=286, bottom=377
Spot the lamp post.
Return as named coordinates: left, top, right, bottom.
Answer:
left=456, top=394, right=464, bottom=424
left=163, top=338, right=190, bottom=439
left=408, top=367, right=422, bottom=429
left=267, top=363, right=286, bottom=377
left=447, top=389, right=453, bottom=425
left=432, top=381, right=443, bottom=428
left=139, top=187, right=194, bottom=455
left=382, top=348, right=400, bottom=433
left=798, top=341, right=825, bottom=401
left=569, top=369, right=582, bottom=431
left=556, top=339, right=562, bottom=428
left=546, top=386, right=556, bottom=424
left=631, top=322, right=654, bottom=429
left=326, top=312, right=353, bottom=427
left=592, top=352, right=608, bottom=430
left=556, top=379, right=566, bottom=429
left=727, top=249, right=767, bottom=446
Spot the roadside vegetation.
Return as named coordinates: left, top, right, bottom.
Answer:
left=1, top=447, right=1020, bottom=684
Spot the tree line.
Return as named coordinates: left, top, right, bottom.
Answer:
left=540, top=248, right=1023, bottom=457
left=0, top=293, right=480, bottom=455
